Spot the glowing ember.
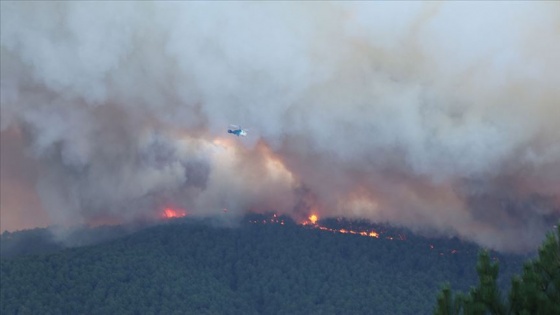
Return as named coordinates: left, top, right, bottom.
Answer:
left=290, top=214, right=383, bottom=239
left=246, top=214, right=474, bottom=257
left=249, top=214, right=398, bottom=241
left=161, top=207, right=187, bottom=219
left=307, top=223, right=381, bottom=239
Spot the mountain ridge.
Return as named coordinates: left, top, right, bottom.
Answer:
left=1, top=213, right=527, bottom=314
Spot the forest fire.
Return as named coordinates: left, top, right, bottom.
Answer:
left=248, top=213, right=286, bottom=225
left=161, top=207, right=187, bottom=219
left=299, top=214, right=386, bottom=239
left=308, top=214, right=318, bottom=225
left=310, top=224, right=381, bottom=239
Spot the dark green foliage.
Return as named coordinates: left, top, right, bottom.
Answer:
left=508, top=225, right=560, bottom=315
left=434, top=225, right=560, bottom=315
left=1, top=215, right=524, bottom=314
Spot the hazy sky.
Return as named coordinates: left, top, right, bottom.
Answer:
left=1, top=1, right=559, bottom=252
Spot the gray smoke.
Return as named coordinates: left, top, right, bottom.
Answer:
left=1, top=1, right=559, bottom=252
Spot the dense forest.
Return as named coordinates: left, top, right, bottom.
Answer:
left=1, top=214, right=528, bottom=314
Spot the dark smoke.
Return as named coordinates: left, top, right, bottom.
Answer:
left=1, top=2, right=559, bottom=252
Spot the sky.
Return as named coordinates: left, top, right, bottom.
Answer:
left=1, top=1, right=559, bottom=252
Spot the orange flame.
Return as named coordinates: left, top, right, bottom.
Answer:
left=290, top=214, right=383, bottom=239
left=246, top=214, right=479, bottom=257
left=308, top=224, right=381, bottom=238
left=161, top=207, right=187, bottom=219
left=309, top=214, right=318, bottom=225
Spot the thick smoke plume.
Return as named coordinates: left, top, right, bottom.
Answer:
left=1, top=2, right=559, bottom=252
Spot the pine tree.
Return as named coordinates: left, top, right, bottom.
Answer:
left=473, top=251, right=506, bottom=314
left=435, top=224, right=560, bottom=315
left=434, top=284, right=461, bottom=315
left=508, top=225, right=560, bottom=315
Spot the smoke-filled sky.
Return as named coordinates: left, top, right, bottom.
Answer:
left=1, top=1, right=559, bottom=252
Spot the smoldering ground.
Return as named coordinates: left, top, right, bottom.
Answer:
left=1, top=2, right=559, bottom=252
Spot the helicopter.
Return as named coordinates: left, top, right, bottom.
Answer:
left=227, top=125, right=248, bottom=137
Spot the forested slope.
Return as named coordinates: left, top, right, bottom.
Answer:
left=1, top=215, right=525, bottom=314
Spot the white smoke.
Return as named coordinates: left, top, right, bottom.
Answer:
left=1, top=1, right=559, bottom=252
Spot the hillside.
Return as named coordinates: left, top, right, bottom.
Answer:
left=0, top=214, right=526, bottom=314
